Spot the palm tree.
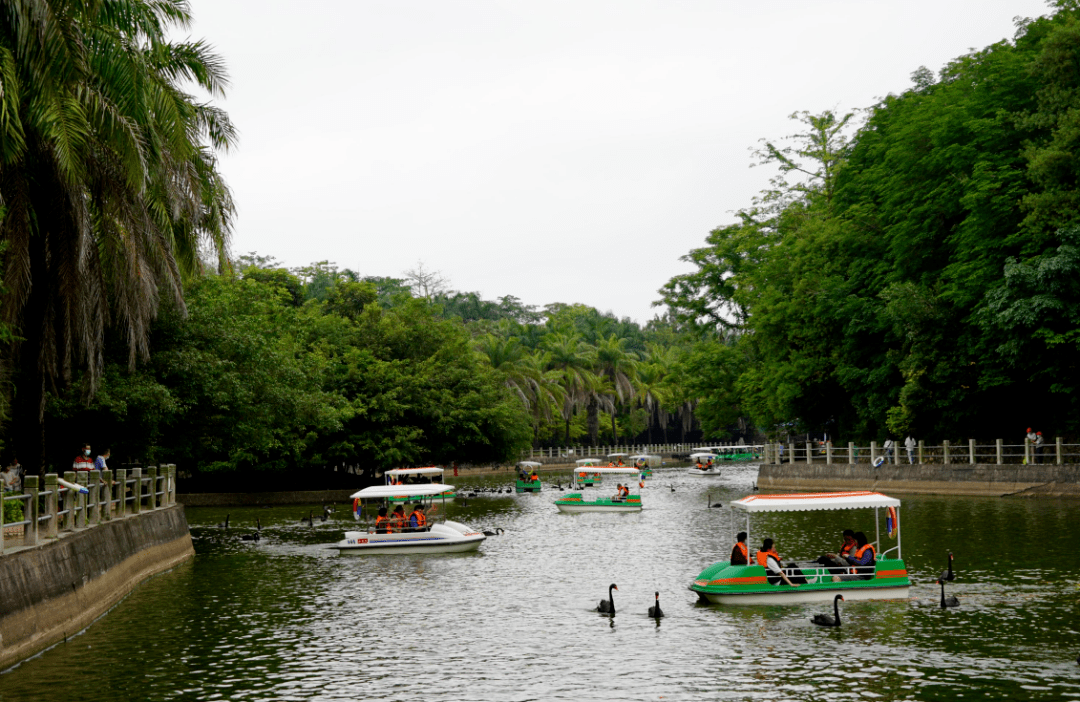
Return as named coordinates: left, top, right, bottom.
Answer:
left=475, top=335, right=564, bottom=442
left=593, top=335, right=638, bottom=444
left=541, top=332, right=596, bottom=444
left=0, top=0, right=235, bottom=468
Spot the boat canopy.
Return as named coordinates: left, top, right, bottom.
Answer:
left=576, top=459, right=602, bottom=465
left=576, top=466, right=640, bottom=475
left=606, top=452, right=628, bottom=457
left=351, top=483, right=455, bottom=499
left=628, top=454, right=653, bottom=460
left=690, top=453, right=718, bottom=460
left=517, top=461, right=543, bottom=467
left=385, top=467, right=444, bottom=476
left=731, top=491, right=901, bottom=513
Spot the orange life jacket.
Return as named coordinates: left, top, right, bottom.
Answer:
left=840, top=538, right=856, bottom=556
left=853, top=543, right=875, bottom=561
left=618, top=485, right=629, bottom=497
left=756, top=548, right=780, bottom=568
left=375, top=515, right=390, bottom=533
left=388, top=513, right=405, bottom=532
left=733, top=542, right=749, bottom=562
left=410, top=510, right=427, bottom=529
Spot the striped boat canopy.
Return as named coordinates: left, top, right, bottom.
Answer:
left=351, top=483, right=455, bottom=499
left=385, top=467, right=444, bottom=476
left=731, top=491, right=901, bottom=512
left=576, top=467, right=641, bottom=475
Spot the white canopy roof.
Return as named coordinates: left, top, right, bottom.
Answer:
left=385, top=467, right=444, bottom=476
left=517, top=461, right=542, bottom=467
left=628, top=454, right=654, bottom=460
left=606, top=452, right=628, bottom=457
left=690, top=453, right=718, bottom=459
left=731, top=491, right=901, bottom=513
left=351, top=483, right=456, bottom=499
left=576, top=458, right=602, bottom=465
left=575, top=466, right=640, bottom=475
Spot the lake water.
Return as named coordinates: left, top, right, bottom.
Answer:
left=2, top=464, right=1080, bottom=701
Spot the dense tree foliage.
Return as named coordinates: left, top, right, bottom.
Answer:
left=0, top=0, right=235, bottom=469
left=660, top=5, right=1080, bottom=441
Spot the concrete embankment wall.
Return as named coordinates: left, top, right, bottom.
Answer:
left=758, top=463, right=1080, bottom=497
left=178, top=489, right=359, bottom=507
left=0, top=504, right=194, bottom=670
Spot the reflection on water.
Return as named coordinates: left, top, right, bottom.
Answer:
left=3, top=465, right=1080, bottom=701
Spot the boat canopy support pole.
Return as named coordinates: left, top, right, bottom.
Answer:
left=874, top=507, right=880, bottom=554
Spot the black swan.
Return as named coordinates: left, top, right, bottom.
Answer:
left=482, top=527, right=504, bottom=536
left=648, top=591, right=664, bottom=618
left=216, top=514, right=230, bottom=529
left=938, top=579, right=959, bottom=608
left=811, top=594, right=844, bottom=627
left=939, top=552, right=956, bottom=582
left=597, top=584, right=618, bottom=613
left=240, top=519, right=261, bottom=542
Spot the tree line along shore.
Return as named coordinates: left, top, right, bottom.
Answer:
left=2, top=3, right=1079, bottom=488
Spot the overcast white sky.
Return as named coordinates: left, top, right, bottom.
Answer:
left=185, top=0, right=1051, bottom=323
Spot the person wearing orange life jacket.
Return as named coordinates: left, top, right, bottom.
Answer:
left=816, top=529, right=856, bottom=572
left=834, top=531, right=876, bottom=581
left=756, top=538, right=806, bottom=586
left=374, top=506, right=391, bottom=534
left=730, top=531, right=749, bottom=565
left=388, top=505, right=406, bottom=533
left=619, top=484, right=630, bottom=498
left=408, top=503, right=428, bottom=531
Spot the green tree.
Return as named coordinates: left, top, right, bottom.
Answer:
left=0, top=0, right=235, bottom=470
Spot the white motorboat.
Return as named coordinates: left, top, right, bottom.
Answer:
left=335, top=484, right=485, bottom=555
left=687, top=452, right=723, bottom=476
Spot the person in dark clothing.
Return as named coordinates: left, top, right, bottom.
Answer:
left=730, top=531, right=749, bottom=565
left=816, top=529, right=856, bottom=572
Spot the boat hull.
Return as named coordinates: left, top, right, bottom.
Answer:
left=689, top=559, right=911, bottom=605
left=695, top=584, right=909, bottom=605
left=386, top=489, right=456, bottom=504
left=555, top=493, right=642, bottom=513
left=687, top=468, right=723, bottom=477
left=334, top=521, right=485, bottom=555
left=515, top=480, right=542, bottom=493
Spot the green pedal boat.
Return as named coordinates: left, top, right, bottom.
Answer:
left=382, top=466, right=456, bottom=504
left=516, top=461, right=542, bottom=493
left=574, top=458, right=603, bottom=486
left=690, top=491, right=910, bottom=604
left=556, top=467, right=643, bottom=513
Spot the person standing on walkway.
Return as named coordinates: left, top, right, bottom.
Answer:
left=73, top=444, right=93, bottom=471
left=1035, top=432, right=1045, bottom=464
left=883, top=437, right=895, bottom=464
left=905, top=435, right=916, bottom=464
left=1026, top=428, right=1038, bottom=463
left=94, top=448, right=110, bottom=471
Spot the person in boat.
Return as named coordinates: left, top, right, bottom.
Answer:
left=816, top=529, right=856, bottom=572
left=695, top=459, right=704, bottom=469
left=613, top=483, right=630, bottom=501
left=730, top=531, right=749, bottom=565
left=408, top=503, right=428, bottom=531
left=388, top=505, right=406, bottom=533
left=374, top=507, right=391, bottom=534
left=529, top=469, right=539, bottom=482
left=834, top=531, right=876, bottom=581
left=756, top=538, right=802, bottom=587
